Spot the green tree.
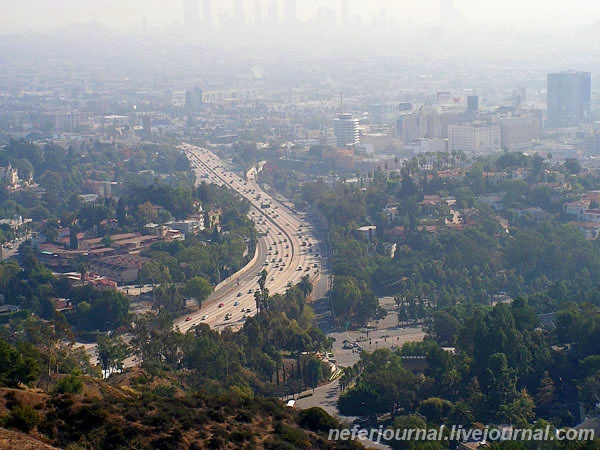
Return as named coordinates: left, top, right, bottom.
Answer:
left=96, top=334, right=129, bottom=378
left=6, top=404, right=38, bottom=432
left=498, top=389, right=535, bottom=427
left=448, top=401, right=474, bottom=427
left=54, top=370, right=84, bottom=394
left=0, top=340, right=40, bottom=387
left=298, top=274, right=313, bottom=300
left=298, top=407, right=339, bottom=433
left=427, top=310, right=460, bottom=346
left=183, top=276, right=213, bottom=308
left=418, top=397, right=453, bottom=424
left=481, top=353, right=518, bottom=415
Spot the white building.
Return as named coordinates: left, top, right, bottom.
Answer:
left=448, top=123, right=501, bottom=154
left=333, top=113, right=360, bottom=148
left=402, top=109, right=441, bottom=143
left=405, top=138, right=448, bottom=155
left=500, top=115, right=540, bottom=151
left=383, top=206, right=400, bottom=223
left=172, top=91, right=187, bottom=108
left=318, top=128, right=337, bottom=147
left=0, top=164, right=19, bottom=186
left=52, top=110, right=89, bottom=131
left=167, top=218, right=205, bottom=235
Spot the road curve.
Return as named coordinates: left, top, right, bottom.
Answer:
left=175, top=144, right=323, bottom=332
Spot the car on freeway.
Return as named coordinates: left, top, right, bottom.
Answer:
left=201, top=315, right=208, bottom=320
left=185, top=317, right=192, bottom=321
left=234, top=301, right=239, bottom=306
left=218, top=303, right=225, bottom=308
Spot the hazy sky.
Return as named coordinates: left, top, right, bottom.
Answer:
left=2, top=0, right=600, bottom=32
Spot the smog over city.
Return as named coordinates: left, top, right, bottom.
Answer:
left=1, top=1, right=600, bottom=450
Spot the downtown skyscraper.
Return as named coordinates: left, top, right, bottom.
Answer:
left=547, top=71, right=591, bottom=128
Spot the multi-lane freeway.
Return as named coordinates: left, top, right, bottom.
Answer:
left=174, top=143, right=323, bottom=332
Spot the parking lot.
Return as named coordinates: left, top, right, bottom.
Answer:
left=328, top=297, right=425, bottom=368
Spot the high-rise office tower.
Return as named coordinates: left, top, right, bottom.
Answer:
left=142, top=115, right=152, bottom=140
left=183, top=0, right=199, bottom=30
left=202, top=0, right=213, bottom=27
left=185, top=88, right=203, bottom=114
left=284, top=0, right=297, bottom=25
left=266, top=0, right=279, bottom=26
left=254, top=1, right=263, bottom=26
left=234, top=0, right=245, bottom=26
left=440, top=0, right=459, bottom=24
left=334, top=113, right=360, bottom=148
left=547, top=71, right=591, bottom=128
left=467, top=95, right=479, bottom=114
left=341, top=0, right=349, bottom=27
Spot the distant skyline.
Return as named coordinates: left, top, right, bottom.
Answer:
left=2, top=0, right=600, bottom=33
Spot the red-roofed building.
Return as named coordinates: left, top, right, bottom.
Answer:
left=53, top=298, right=73, bottom=312
left=88, top=277, right=118, bottom=291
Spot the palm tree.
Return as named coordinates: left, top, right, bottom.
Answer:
left=498, top=389, right=535, bottom=427
left=258, top=269, right=268, bottom=293
left=299, top=274, right=313, bottom=299
left=449, top=401, right=474, bottom=427
left=254, top=290, right=261, bottom=314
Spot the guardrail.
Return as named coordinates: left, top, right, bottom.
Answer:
left=212, top=240, right=260, bottom=293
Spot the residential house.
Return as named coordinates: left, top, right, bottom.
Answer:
left=584, top=209, right=600, bottom=224
left=484, top=172, right=509, bottom=187
left=573, top=222, right=600, bottom=240
left=88, top=255, right=150, bottom=284
left=0, top=305, right=20, bottom=315
left=88, top=277, right=118, bottom=291
left=166, top=218, right=205, bottom=235
left=420, top=195, right=442, bottom=214
left=478, top=195, right=505, bottom=211
left=516, top=207, right=553, bottom=223
left=53, top=298, right=73, bottom=312
left=383, top=205, right=400, bottom=223
left=357, top=226, right=376, bottom=242
left=564, top=200, right=589, bottom=220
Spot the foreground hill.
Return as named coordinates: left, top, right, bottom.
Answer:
left=0, top=367, right=363, bottom=450
left=0, top=427, right=60, bottom=450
